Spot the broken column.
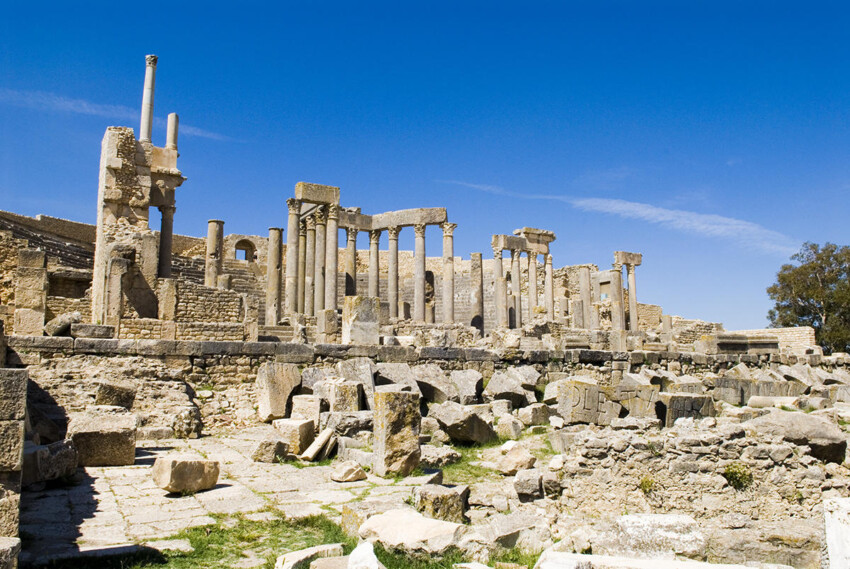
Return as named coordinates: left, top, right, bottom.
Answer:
left=511, top=249, right=523, bottom=328
left=314, top=207, right=326, bottom=313
left=325, top=204, right=339, bottom=312
left=413, top=224, right=426, bottom=322
left=387, top=226, right=400, bottom=319
left=284, top=198, right=301, bottom=314
left=544, top=253, right=554, bottom=320
left=579, top=266, right=592, bottom=329
left=345, top=228, right=358, bottom=297
left=157, top=203, right=175, bottom=278
left=266, top=227, right=283, bottom=325
left=372, top=390, right=421, bottom=477
left=441, top=222, right=456, bottom=323
left=369, top=230, right=380, bottom=298
left=204, top=220, right=224, bottom=288
left=470, top=252, right=484, bottom=334
left=304, top=216, right=316, bottom=316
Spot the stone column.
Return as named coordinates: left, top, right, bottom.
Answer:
left=369, top=230, right=380, bottom=298
left=511, top=249, right=523, bottom=328
left=579, top=266, right=592, bottom=329
left=345, top=228, right=358, bottom=296
left=470, top=252, right=484, bottom=334
left=313, top=207, right=326, bottom=313
left=611, top=269, right=626, bottom=331
left=325, top=204, right=339, bottom=311
left=627, top=263, right=639, bottom=331
left=266, top=227, right=283, bottom=325
left=284, top=198, right=301, bottom=315
left=387, top=226, right=400, bottom=318
left=139, top=54, right=157, bottom=143
left=413, top=224, right=426, bottom=322
left=304, top=216, right=316, bottom=316
left=527, top=251, right=538, bottom=317
left=297, top=220, right=307, bottom=313
left=544, top=253, right=554, bottom=320
left=157, top=204, right=175, bottom=278
left=441, top=222, right=456, bottom=323
left=493, top=245, right=508, bottom=328
left=166, top=113, right=179, bottom=150
left=205, top=219, right=224, bottom=288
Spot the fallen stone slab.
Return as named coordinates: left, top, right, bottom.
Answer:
left=428, top=401, right=496, bottom=445
left=518, top=403, right=549, bottom=426
left=449, top=370, right=483, bottom=405
left=825, top=497, right=850, bottom=569
left=151, top=456, right=220, bottom=494
left=359, top=508, right=467, bottom=555
left=483, top=370, right=535, bottom=408
left=300, top=428, right=336, bottom=461
left=69, top=323, right=115, bottom=339
left=495, top=446, right=536, bottom=475
left=496, top=415, right=523, bottom=440
left=336, top=357, right=377, bottom=409
left=256, top=362, right=302, bottom=422
left=344, top=541, right=384, bottom=569
left=321, top=411, right=374, bottom=437
left=745, top=409, right=848, bottom=463
left=413, top=364, right=459, bottom=404
left=331, top=460, right=367, bottom=482
left=0, top=537, right=20, bottom=569
left=43, top=311, right=81, bottom=336
left=22, top=439, right=77, bottom=487
left=326, top=379, right=363, bottom=412
left=67, top=410, right=136, bottom=466
left=534, top=550, right=757, bottom=568
left=274, top=543, right=344, bottom=569
left=95, top=380, right=136, bottom=408
left=273, top=418, right=316, bottom=455
left=413, top=484, right=470, bottom=523
left=375, top=363, right=423, bottom=395
left=373, top=389, right=421, bottom=477
left=252, top=438, right=289, bottom=463
left=420, top=445, right=461, bottom=468
left=514, top=468, right=543, bottom=501
left=592, top=514, right=705, bottom=560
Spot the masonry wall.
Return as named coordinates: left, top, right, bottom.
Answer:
left=731, top=326, right=817, bottom=354
left=174, top=280, right=243, bottom=323
left=0, top=369, right=26, bottom=542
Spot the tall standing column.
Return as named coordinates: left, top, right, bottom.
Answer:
left=325, top=205, right=339, bottom=311
left=304, top=216, right=316, bottom=316
left=284, top=198, right=301, bottom=315
left=579, top=266, right=592, bottom=329
left=205, top=219, right=224, bottom=287
left=313, top=207, right=326, bottom=313
left=345, top=228, right=358, bottom=296
left=470, top=252, right=484, bottom=334
left=413, top=224, right=426, bottom=322
left=441, top=222, right=456, bottom=323
left=266, top=227, right=283, bottom=325
left=157, top=204, right=175, bottom=278
left=387, top=226, right=400, bottom=318
left=527, top=251, right=538, bottom=317
left=627, top=263, right=639, bottom=331
left=511, top=249, right=523, bottom=328
left=493, top=246, right=508, bottom=328
left=139, top=55, right=157, bottom=143
left=369, top=230, right=380, bottom=298
left=297, top=220, right=307, bottom=313
left=544, top=253, right=554, bottom=320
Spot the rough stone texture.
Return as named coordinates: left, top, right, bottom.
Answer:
left=326, top=380, right=362, bottom=412
left=256, top=362, right=302, bottom=422
left=336, top=358, right=376, bottom=409
left=534, top=551, right=753, bottom=569
left=375, top=363, right=422, bottom=394
left=21, top=440, right=77, bottom=487
left=449, top=370, right=483, bottom=405
left=419, top=444, right=461, bottom=468
left=557, top=378, right=621, bottom=426
left=322, top=411, right=373, bottom=437
left=372, top=390, right=421, bottom=477
left=290, top=395, right=323, bottom=428
left=331, top=460, right=367, bottom=482
left=358, top=508, right=466, bottom=555
left=94, top=380, right=136, bottom=408
left=496, top=415, right=523, bottom=440
left=43, top=311, right=82, bottom=336
left=413, top=364, right=459, bottom=404
left=251, top=438, right=289, bottom=462
left=824, top=497, right=850, bottom=569
left=274, top=543, right=344, bottom=569
left=514, top=468, right=543, bottom=501
left=69, top=323, right=115, bottom=338
left=518, top=403, right=549, bottom=426
left=342, top=295, right=379, bottom=346
left=413, top=484, right=469, bottom=523
left=483, top=370, right=535, bottom=408
left=66, top=410, right=136, bottom=466
left=151, top=456, right=220, bottom=494
left=272, top=419, right=315, bottom=455
left=593, top=514, right=706, bottom=559
left=495, top=446, right=536, bottom=475
left=746, top=409, right=848, bottom=463
left=428, top=401, right=496, bottom=444
left=0, top=538, right=20, bottom=569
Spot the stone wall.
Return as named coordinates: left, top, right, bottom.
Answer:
left=45, top=295, right=91, bottom=323
left=117, top=318, right=164, bottom=340
left=672, top=317, right=724, bottom=345
left=731, top=326, right=817, bottom=355
left=0, top=368, right=26, bottom=545
left=176, top=322, right=244, bottom=342
left=173, top=280, right=243, bottom=323
left=637, top=302, right=663, bottom=331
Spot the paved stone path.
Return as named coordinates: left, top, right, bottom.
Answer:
left=19, top=426, right=419, bottom=566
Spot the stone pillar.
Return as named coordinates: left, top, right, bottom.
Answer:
left=313, top=207, right=326, bottom=313
left=387, top=226, right=400, bottom=319
left=413, top=224, right=426, bottom=322
left=205, top=219, right=224, bottom=288
left=266, top=228, right=283, bottom=325
left=544, top=253, right=554, bottom=320
left=527, top=251, right=538, bottom=317
left=579, top=266, right=592, bottom=329
left=369, top=230, right=380, bottom=298
left=470, top=252, right=484, bottom=334
left=611, top=269, right=626, bottom=331
left=157, top=204, right=175, bottom=278
left=372, top=390, right=421, bottom=477
left=493, top=245, right=508, bottom=328
left=627, top=263, right=639, bottom=331
left=304, top=216, right=316, bottom=316
left=139, top=55, right=157, bottom=143
left=166, top=112, right=178, bottom=150
left=14, top=250, right=48, bottom=335
left=297, top=220, right=307, bottom=313
left=284, top=198, right=301, bottom=315
left=345, top=228, right=358, bottom=296
left=511, top=249, right=523, bottom=328
left=441, top=222, right=456, bottom=323
left=325, top=204, right=339, bottom=312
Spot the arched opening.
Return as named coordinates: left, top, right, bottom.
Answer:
left=234, top=239, right=257, bottom=262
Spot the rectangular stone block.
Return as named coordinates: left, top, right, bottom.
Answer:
left=295, top=182, right=340, bottom=204
left=69, top=323, right=116, bottom=339
left=67, top=412, right=136, bottom=466
left=657, top=392, right=714, bottom=428
left=272, top=418, right=315, bottom=454
left=556, top=379, right=621, bottom=426
left=0, top=422, right=23, bottom=471
left=342, top=296, right=380, bottom=345
left=291, top=395, right=323, bottom=428
left=0, top=370, right=27, bottom=422
left=17, top=249, right=46, bottom=268
left=327, top=381, right=362, bottom=412
left=372, top=390, right=421, bottom=477
left=13, top=308, right=44, bottom=337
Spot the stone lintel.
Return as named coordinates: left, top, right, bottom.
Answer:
left=371, top=207, right=447, bottom=230
left=491, top=234, right=528, bottom=253
left=294, top=182, right=341, bottom=205
left=614, top=251, right=643, bottom=266
left=338, top=210, right=373, bottom=232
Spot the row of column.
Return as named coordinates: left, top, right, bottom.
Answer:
left=492, top=246, right=554, bottom=329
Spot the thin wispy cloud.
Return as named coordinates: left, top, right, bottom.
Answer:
left=572, top=166, right=634, bottom=190
left=440, top=180, right=798, bottom=256
left=0, top=87, right=233, bottom=142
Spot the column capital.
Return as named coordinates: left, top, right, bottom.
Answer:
left=492, top=245, right=503, bottom=259
left=326, top=203, right=339, bottom=220
left=626, top=262, right=636, bottom=274
left=347, top=227, right=358, bottom=241
left=299, top=219, right=307, bottom=235
left=158, top=204, right=176, bottom=215
left=414, top=224, right=426, bottom=238
left=441, top=222, right=457, bottom=236
left=511, top=249, right=522, bottom=261
left=286, top=198, right=302, bottom=215
left=545, top=252, right=553, bottom=264
left=305, top=215, right=316, bottom=230
left=145, top=54, right=158, bottom=66
left=612, top=262, right=623, bottom=272
left=313, top=205, right=327, bottom=225
left=386, top=226, right=401, bottom=240
left=369, top=229, right=381, bottom=245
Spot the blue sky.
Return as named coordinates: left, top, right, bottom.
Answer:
left=1, top=1, right=848, bottom=329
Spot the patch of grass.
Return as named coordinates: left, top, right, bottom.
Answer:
left=291, top=457, right=334, bottom=469
left=638, top=475, right=655, bottom=495
left=441, top=441, right=503, bottom=485
left=489, top=547, right=541, bottom=568
left=373, top=544, right=468, bottom=569
left=646, top=441, right=662, bottom=457
left=722, top=462, right=753, bottom=491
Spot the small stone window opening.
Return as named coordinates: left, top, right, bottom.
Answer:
left=235, top=240, right=257, bottom=262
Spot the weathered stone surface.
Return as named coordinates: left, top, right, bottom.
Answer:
left=496, top=415, right=523, bottom=440
left=413, top=364, right=459, bottom=404
left=300, top=428, right=336, bottom=461
left=326, top=379, right=363, bottom=412
left=495, top=446, right=535, bottom=475
left=419, top=444, right=461, bottom=468
left=825, top=497, right=850, bottom=569
left=593, top=514, right=706, bottom=559
left=67, top=411, right=136, bottom=466
left=344, top=541, right=384, bottom=569
left=518, top=402, right=549, bottom=426
left=358, top=508, right=466, bottom=555
left=272, top=418, right=315, bottom=455
left=375, top=363, right=422, bottom=394
left=336, top=357, right=377, bottom=409
left=514, top=468, right=543, bottom=501
left=413, top=484, right=469, bottom=523
left=428, top=401, right=496, bottom=444
left=322, top=411, right=373, bottom=437
left=69, top=323, right=115, bottom=339
left=0, top=537, right=20, bottom=569
left=534, top=551, right=753, bottom=568
left=342, top=295, right=380, bottom=346
left=152, top=456, right=220, bottom=494
left=95, top=380, right=136, bottom=408
left=22, top=439, right=77, bottom=487
left=331, top=460, right=367, bottom=482
left=274, top=543, right=344, bottom=569
left=746, top=409, right=847, bottom=463
left=291, top=395, right=323, bottom=427
left=43, top=311, right=81, bottom=336
left=483, top=370, right=535, bottom=408
left=0, top=369, right=27, bottom=421
left=557, top=378, right=621, bottom=426
left=251, top=438, right=289, bottom=462
left=372, top=390, right=421, bottom=477
left=657, top=392, right=714, bottom=427
left=256, top=362, right=302, bottom=422
left=449, top=370, right=483, bottom=405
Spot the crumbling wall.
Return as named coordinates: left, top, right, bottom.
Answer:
left=672, top=317, right=724, bottom=345
left=637, top=302, right=663, bottom=331
left=731, top=326, right=817, bottom=355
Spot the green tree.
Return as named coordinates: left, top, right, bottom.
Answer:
left=767, top=242, right=850, bottom=354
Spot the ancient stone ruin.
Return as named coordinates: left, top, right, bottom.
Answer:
left=0, top=56, right=847, bottom=569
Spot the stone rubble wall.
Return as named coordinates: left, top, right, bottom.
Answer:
left=672, top=317, right=724, bottom=345
left=0, top=368, right=26, bottom=544
left=731, top=326, right=817, bottom=355
left=173, top=280, right=243, bottom=323
left=45, top=295, right=91, bottom=323
left=117, top=318, right=164, bottom=340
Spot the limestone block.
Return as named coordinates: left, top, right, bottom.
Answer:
left=294, top=181, right=340, bottom=204
left=745, top=409, right=847, bottom=463
left=535, top=551, right=755, bottom=568
left=412, top=364, right=459, bottom=404
left=825, top=497, right=850, bottom=569
left=95, top=380, right=136, bottom=409
left=251, top=438, right=289, bottom=463
left=17, top=248, right=45, bottom=268
left=43, top=311, right=82, bottom=336
left=495, top=446, right=536, bottom=475
left=274, top=543, right=344, bottom=569
left=358, top=508, right=466, bottom=556
left=67, top=411, right=136, bottom=466
left=256, top=362, right=302, bottom=422
left=272, top=418, right=315, bottom=455
left=22, top=440, right=77, bottom=487
left=603, top=381, right=659, bottom=419
left=413, top=484, right=469, bottom=523
left=342, top=296, right=380, bottom=346
left=518, top=403, right=549, bottom=426
left=330, top=460, right=367, bottom=482
left=0, top=422, right=24, bottom=471
left=428, top=401, right=496, bottom=445
left=593, top=513, right=706, bottom=559
left=483, top=371, right=535, bottom=408
left=14, top=308, right=44, bottom=337
left=335, top=357, right=376, bottom=408
left=657, top=393, right=714, bottom=429
left=327, top=380, right=362, bottom=412
left=0, top=370, right=27, bottom=421
left=514, top=468, right=543, bottom=501
left=496, top=415, right=523, bottom=440
left=322, top=411, right=373, bottom=437
left=419, top=444, right=461, bottom=468
left=375, top=363, right=421, bottom=394
left=372, top=390, right=421, bottom=477
left=299, top=428, right=336, bottom=461
left=449, top=370, right=483, bottom=405
left=557, top=378, right=622, bottom=426
left=291, top=395, right=323, bottom=427
left=316, top=308, right=339, bottom=335
left=70, top=323, right=115, bottom=339
left=152, top=456, right=220, bottom=494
